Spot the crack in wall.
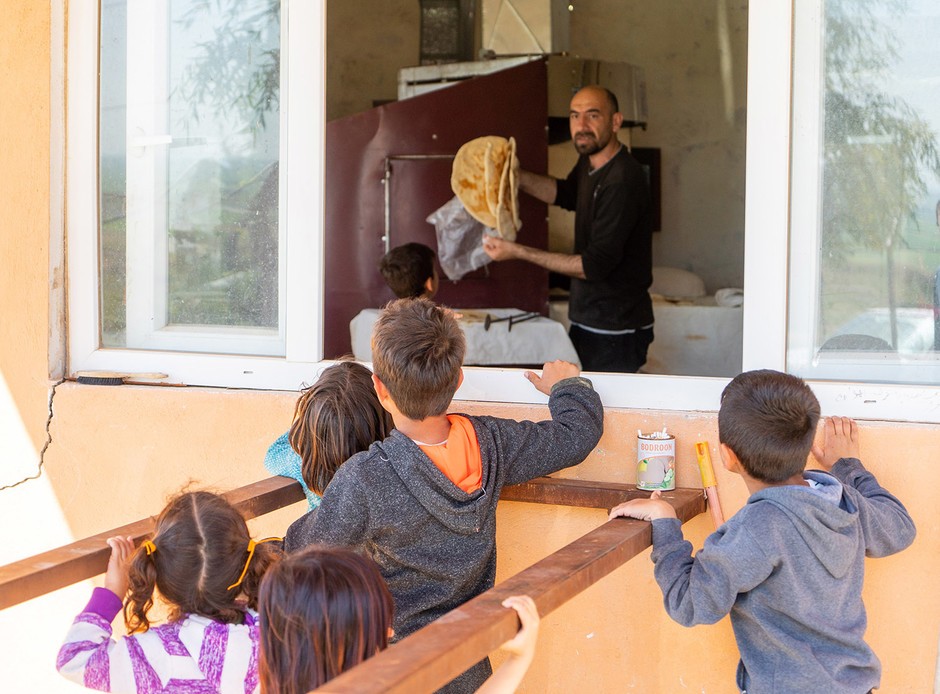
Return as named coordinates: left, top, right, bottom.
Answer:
left=0, top=378, right=65, bottom=491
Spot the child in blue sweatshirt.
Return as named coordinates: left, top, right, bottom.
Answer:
left=610, top=369, right=915, bottom=694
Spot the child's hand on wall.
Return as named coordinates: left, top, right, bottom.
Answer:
left=811, top=416, right=860, bottom=470
left=104, top=536, right=134, bottom=599
left=524, top=360, right=580, bottom=395
left=609, top=491, right=678, bottom=522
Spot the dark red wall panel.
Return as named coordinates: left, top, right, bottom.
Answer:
left=324, top=59, right=549, bottom=358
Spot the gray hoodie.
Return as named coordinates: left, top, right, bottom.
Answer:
left=286, top=377, right=603, bottom=692
left=650, top=457, right=915, bottom=694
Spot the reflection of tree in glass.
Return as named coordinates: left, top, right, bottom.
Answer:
left=171, top=1, right=281, bottom=330
left=821, top=0, right=940, bottom=347
left=177, top=0, right=280, bottom=129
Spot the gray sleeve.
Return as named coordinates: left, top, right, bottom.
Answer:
left=650, top=517, right=774, bottom=627
left=497, top=378, right=604, bottom=485
left=830, top=457, right=916, bottom=557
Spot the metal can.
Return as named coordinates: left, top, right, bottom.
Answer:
left=636, top=432, right=676, bottom=491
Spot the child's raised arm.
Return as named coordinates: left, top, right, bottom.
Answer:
left=811, top=416, right=860, bottom=471
left=476, top=595, right=540, bottom=694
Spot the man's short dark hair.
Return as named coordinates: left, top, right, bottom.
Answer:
left=378, top=243, right=436, bottom=299
left=718, top=370, right=821, bottom=483
left=371, top=298, right=465, bottom=420
left=602, top=87, right=620, bottom=114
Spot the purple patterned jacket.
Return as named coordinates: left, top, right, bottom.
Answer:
left=57, top=588, right=260, bottom=693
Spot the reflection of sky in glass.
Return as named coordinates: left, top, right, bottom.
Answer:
left=808, top=0, right=940, bottom=372
left=98, top=0, right=282, bottom=339
left=166, top=0, right=279, bottom=233
left=168, top=0, right=279, bottom=163
left=892, top=0, right=940, bottom=198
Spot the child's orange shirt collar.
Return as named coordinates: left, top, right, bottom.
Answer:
left=416, top=415, right=482, bottom=493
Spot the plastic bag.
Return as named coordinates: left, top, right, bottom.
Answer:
left=426, top=196, right=495, bottom=280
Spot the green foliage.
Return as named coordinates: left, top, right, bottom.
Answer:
left=176, top=0, right=280, bottom=130
left=822, top=0, right=940, bottom=256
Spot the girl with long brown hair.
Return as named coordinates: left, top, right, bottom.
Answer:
left=258, top=545, right=539, bottom=693
left=57, top=490, right=281, bottom=693
left=263, top=360, right=394, bottom=511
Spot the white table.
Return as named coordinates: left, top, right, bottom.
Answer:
left=350, top=308, right=580, bottom=367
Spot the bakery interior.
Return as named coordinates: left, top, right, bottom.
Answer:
left=323, top=0, right=747, bottom=377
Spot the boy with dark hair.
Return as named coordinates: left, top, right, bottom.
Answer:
left=610, top=369, right=915, bottom=694
left=379, top=241, right=439, bottom=299
left=287, top=297, right=604, bottom=693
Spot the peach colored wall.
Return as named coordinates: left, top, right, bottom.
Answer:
left=0, top=0, right=53, bottom=455
left=30, top=386, right=940, bottom=692
left=478, top=403, right=937, bottom=692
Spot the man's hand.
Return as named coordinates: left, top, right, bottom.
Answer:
left=525, top=360, right=580, bottom=395
left=811, top=416, right=860, bottom=471
left=482, top=233, right=519, bottom=262
left=609, top=491, right=678, bottom=521
left=482, top=230, right=586, bottom=278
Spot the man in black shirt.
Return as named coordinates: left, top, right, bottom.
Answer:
left=482, top=85, right=653, bottom=372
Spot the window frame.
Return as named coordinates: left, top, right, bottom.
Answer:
left=65, top=0, right=940, bottom=422
left=120, top=0, right=286, bottom=356
left=67, top=0, right=323, bottom=389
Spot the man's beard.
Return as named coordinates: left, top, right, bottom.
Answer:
left=573, top=132, right=607, bottom=155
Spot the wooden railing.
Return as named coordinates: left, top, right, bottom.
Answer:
left=0, top=476, right=305, bottom=610
left=318, top=479, right=703, bottom=692
left=0, top=476, right=705, bottom=692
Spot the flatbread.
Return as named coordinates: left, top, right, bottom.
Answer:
left=495, top=142, right=515, bottom=241
left=509, top=137, right=521, bottom=231
left=451, top=135, right=521, bottom=239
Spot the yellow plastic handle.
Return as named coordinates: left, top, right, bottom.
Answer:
left=695, top=441, right=717, bottom=488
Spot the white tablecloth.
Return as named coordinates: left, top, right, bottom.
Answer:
left=549, top=297, right=742, bottom=377
left=350, top=308, right=580, bottom=367
left=644, top=297, right=743, bottom=377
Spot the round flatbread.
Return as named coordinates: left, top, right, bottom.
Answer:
left=451, top=135, right=521, bottom=240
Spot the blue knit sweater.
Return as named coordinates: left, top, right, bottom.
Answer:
left=262, top=432, right=321, bottom=510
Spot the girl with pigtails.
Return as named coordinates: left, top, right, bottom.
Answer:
left=57, top=490, right=282, bottom=693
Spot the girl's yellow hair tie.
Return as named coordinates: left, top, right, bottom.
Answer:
left=141, top=539, right=157, bottom=556
left=227, top=537, right=281, bottom=591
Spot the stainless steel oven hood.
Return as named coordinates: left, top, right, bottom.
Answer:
left=398, top=54, right=648, bottom=136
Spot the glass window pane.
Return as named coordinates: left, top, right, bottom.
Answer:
left=789, top=0, right=940, bottom=384
left=100, top=0, right=281, bottom=351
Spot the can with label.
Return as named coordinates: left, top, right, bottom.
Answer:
left=636, top=432, right=676, bottom=491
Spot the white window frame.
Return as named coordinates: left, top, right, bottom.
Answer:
left=746, top=0, right=940, bottom=423
left=68, top=0, right=322, bottom=390
left=122, top=1, right=287, bottom=356
left=65, top=0, right=940, bottom=422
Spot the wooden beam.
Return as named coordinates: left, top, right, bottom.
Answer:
left=0, top=476, right=305, bottom=610
left=316, top=487, right=704, bottom=693
left=500, top=476, right=701, bottom=514
left=0, top=475, right=701, bottom=613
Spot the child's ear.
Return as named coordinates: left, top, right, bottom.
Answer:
left=719, top=443, right=743, bottom=475
left=372, top=374, right=389, bottom=401
left=372, top=374, right=399, bottom=417
left=456, top=369, right=464, bottom=391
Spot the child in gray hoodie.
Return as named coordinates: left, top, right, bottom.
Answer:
left=286, top=297, right=604, bottom=693
left=610, top=369, right=915, bottom=694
